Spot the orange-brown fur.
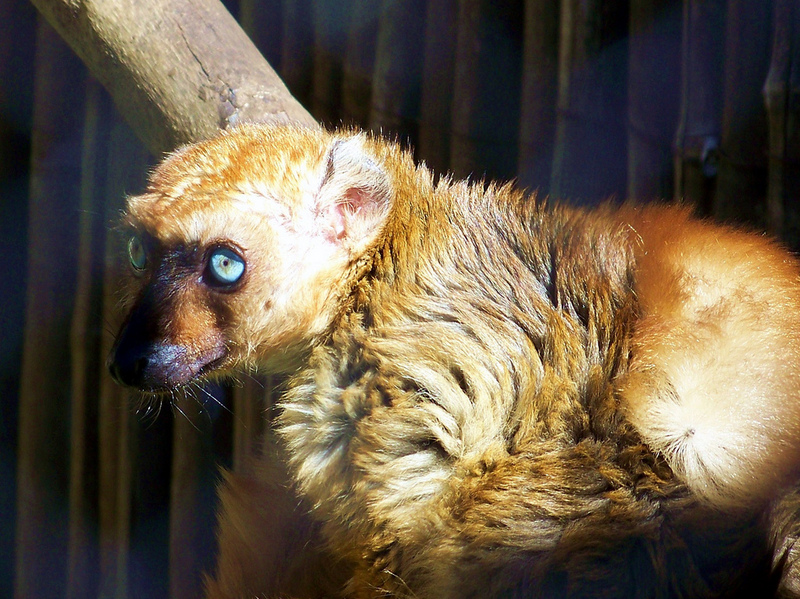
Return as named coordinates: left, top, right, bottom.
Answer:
left=109, top=124, right=800, bottom=598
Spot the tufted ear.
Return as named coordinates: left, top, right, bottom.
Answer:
left=314, top=135, right=392, bottom=249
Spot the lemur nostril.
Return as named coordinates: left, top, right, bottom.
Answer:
left=108, top=344, right=151, bottom=388
left=110, top=356, right=138, bottom=387
left=131, top=356, right=148, bottom=379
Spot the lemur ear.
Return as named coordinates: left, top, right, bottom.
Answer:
left=314, top=135, right=392, bottom=247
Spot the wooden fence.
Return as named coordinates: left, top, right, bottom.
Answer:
left=1, top=0, right=799, bottom=597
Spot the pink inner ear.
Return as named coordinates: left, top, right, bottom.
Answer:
left=330, top=187, right=372, bottom=240
left=330, top=203, right=347, bottom=240
left=343, top=186, right=372, bottom=214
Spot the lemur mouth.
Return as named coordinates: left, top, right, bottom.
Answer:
left=194, top=352, right=230, bottom=381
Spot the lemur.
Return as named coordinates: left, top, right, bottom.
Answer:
left=109, top=124, right=800, bottom=598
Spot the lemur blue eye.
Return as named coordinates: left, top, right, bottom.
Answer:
left=127, top=235, right=147, bottom=271
left=207, top=247, right=245, bottom=286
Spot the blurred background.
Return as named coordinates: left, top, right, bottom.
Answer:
left=1, top=0, right=798, bottom=597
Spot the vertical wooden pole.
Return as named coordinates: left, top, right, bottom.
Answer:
left=0, top=1, right=35, bottom=596
left=239, top=0, right=284, bottom=68
left=66, top=77, right=113, bottom=599
left=169, top=395, right=217, bottom=599
left=15, top=16, right=85, bottom=599
left=369, top=0, right=428, bottom=146
left=627, top=0, right=681, bottom=201
left=310, top=0, right=352, bottom=124
left=127, top=403, right=171, bottom=599
left=450, top=0, right=524, bottom=181
left=714, top=0, right=772, bottom=226
left=98, top=115, right=150, bottom=599
left=281, top=0, right=314, bottom=109
left=517, top=0, right=560, bottom=195
left=418, top=0, right=459, bottom=176
left=341, top=2, right=379, bottom=128
left=551, top=0, right=629, bottom=204
left=672, top=0, right=726, bottom=212
left=764, top=0, right=800, bottom=249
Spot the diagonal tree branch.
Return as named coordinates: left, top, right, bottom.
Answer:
left=30, top=0, right=317, bottom=156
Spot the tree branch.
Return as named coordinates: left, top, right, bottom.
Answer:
left=30, top=0, right=317, bottom=156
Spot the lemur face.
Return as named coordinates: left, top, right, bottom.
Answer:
left=107, top=125, right=391, bottom=392
left=108, top=224, right=251, bottom=391
left=109, top=191, right=305, bottom=391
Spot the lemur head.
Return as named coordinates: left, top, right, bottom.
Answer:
left=108, top=125, right=392, bottom=392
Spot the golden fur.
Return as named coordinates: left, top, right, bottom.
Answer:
left=109, top=124, right=800, bottom=598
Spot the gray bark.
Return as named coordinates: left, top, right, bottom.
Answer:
left=30, top=0, right=317, bottom=156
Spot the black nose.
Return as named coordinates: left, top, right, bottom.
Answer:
left=108, top=343, right=150, bottom=388
left=107, top=298, right=164, bottom=390
left=108, top=334, right=186, bottom=391
left=108, top=294, right=227, bottom=391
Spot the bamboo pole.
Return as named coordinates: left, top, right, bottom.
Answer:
left=341, top=2, right=379, bottom=128
left=310, top=0, right=351, bottom=124
left=517, top=0, right=560, bottom=195
left=15, top=17, right=84, bottom=599
left=626, top=0, right=681, bottom=201
left=672, top=0, right=725, bottom=212
left=0, top=1, right=35, bottom=596
left=169, top=396, right=217, bottom=599
left=764, top=0, right=800, bottom=249
left=369, top=0, right=427, bottom=146
left=97, top=112, right=151, bottom=599
left=714, top=0, right=771, bottom=226
left=281, top=0, right=315, bottom=110
left=66, top=77, right=111, bottom=599
left=551, top=0, right=629, bottom=204
left=239, top=0, right=284, bottom=69
left=450, top=0, right=524, bottom=181
left=127, top=407, right=171, bottom=597
left=418, top=0, right=459, bottom=176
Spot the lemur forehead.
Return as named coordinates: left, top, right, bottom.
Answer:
left=148, top=125, right=332, bottom=198
left=133, top=125, right=332, bottom=210
left=126, top=125, right=336, bottom=245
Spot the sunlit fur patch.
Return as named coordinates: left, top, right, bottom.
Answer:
left=620, top=204, right=800, bottom=507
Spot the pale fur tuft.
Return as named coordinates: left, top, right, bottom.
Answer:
left=621, top=205, right=800, bottom=507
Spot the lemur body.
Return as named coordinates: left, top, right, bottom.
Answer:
left=110, top=125, right=800, bottom=598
